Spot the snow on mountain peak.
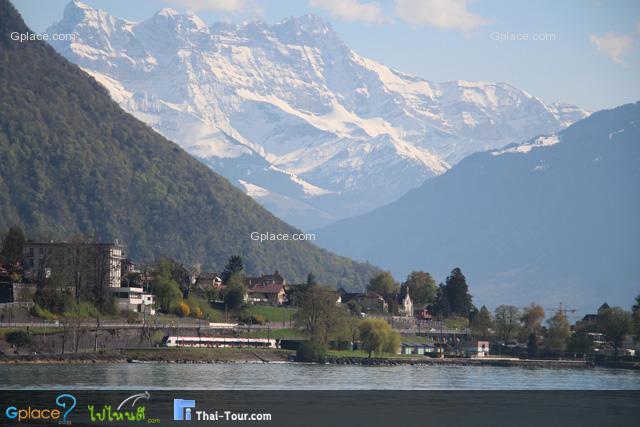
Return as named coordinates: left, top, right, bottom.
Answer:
left=156, top=8, right=179, bottom=18
left=46, top=1, right=590, bottom=229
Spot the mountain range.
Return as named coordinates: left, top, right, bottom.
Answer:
left=0, top=0, right=378, bottom=290
left=316, top=103, right=640, bottom=311
left=46, top=1, right=589, bottom=229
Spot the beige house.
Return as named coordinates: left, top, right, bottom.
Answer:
left=112, top=286, right=155, bottom=315
left=247, top=283, right=286, bottom=305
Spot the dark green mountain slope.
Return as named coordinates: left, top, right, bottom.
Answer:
left=0, top=0, right=378, bottom=289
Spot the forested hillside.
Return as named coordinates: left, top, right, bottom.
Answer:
left=0, top=0, right=378, bottom=289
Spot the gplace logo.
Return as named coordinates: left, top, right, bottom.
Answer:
left=173, top=399, right=196, bottom=421
left=5, top=393, right=77, bottom=423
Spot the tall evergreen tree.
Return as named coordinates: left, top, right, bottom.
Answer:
left=442, top=268, right=474, bottom=317
left=632, top=295, right=640, bottom=341
left=432, top=283, right=451, bottom=318
left=221, top=255, right=244, bottom=284
left=1, top=226, right=25, bottom=265
left=306, top=272, right=318, bottom=287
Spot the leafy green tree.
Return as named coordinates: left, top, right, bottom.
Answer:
left=295, top=286, right=344, bottom=345
left=597, top=307, right=632, bottom=357
left=152, top=260, right=182, bottom=313
left=494, top=305, right=521, bottom=343
left=470, top=305, right=493, bottom=338
left=5, top=330, right=32, bottom=352
left=295, top=341, right=327, bottom=363
left=568, top=325, right=592, bottom=353
left=288, top=272, right=317, bottom=305
left=546, top=311, right=571, bottom=352
left=1, top=226, right=25, bottom=265
left=367, top=272, right=399, bottom=295
left=221, top=255, right=244, bottom=284
left=520, top=303, right=545, bottom=340
left=166, top=259, right=192, bottom=298
left=402, top=271, right=437, bottom=305
left=358, top=318, right=400, bottom=358
left=223, top=272, right=246, bottom=311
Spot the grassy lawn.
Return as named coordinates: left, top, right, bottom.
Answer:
left=150, top=307, right=228, bottom=324
left=246, top=305, right=296, bottom=323
left=327, top=349, right=370, bottom=358
left=443, top=317, right=468, bottom=330
left=0, top=326, right=65, bottom=338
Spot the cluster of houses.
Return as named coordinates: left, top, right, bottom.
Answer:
left=2, top=241, right=411, bottom=315
left=576, top=302, right=637, bottom=356
left=1, top=239, right=419, bottom=319
left=194, top=270, right=417, bottom=318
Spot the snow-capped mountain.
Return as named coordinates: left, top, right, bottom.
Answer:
left=47, top=1, right=589, bottom=229
left=316, top=103, right=640, bottom=311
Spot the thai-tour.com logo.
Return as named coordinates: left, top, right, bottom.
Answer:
left=173, top=398, right=272, bottom=422
left=174, top=399, right=196, bottom=421
left=4, top=393, right=76, bottom=424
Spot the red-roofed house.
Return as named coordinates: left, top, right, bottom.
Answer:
left=245, top=271, right=287, bottom=305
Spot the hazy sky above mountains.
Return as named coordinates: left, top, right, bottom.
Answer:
left=13, top=0, right=640, bottom=111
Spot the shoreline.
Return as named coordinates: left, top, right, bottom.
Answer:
left=1, top=349, right=637, bottom=370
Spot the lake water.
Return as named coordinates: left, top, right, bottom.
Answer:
left=1, top=363, right=639, bottom=390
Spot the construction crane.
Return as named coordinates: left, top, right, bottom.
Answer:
left=545, top=302, right=577, bottom=317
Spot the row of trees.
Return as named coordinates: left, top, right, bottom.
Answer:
left=366, top=267, right=474, bottom=317
left=470, top=300, right=640, bottom=356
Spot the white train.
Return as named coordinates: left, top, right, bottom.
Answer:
left=162, top=336, right=278, bottom=349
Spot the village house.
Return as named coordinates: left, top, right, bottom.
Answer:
left=385, top=291, right=413, bottom=317
left=0, top=273, right=36, bottom=305
left=247, top=283, right=287, bottom=305
left=337, top=288, right=388, bottom=312
left=576, top=302, right=611, bottom=328
left=400, top=342, right=436, bottom=355
left=112, top=285, right=155, bottom=315
left=416, top=308, right=433, bottom=321
left=245, top=271, right=287, bottom=305
left=195, top=272, right=223, bottom=289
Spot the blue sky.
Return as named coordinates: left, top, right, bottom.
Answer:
left=13, top=0, right=640, bottom=111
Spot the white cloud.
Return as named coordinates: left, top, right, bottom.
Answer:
left=160, top=0, right=251, bottom=12
left=590, top=32, right=633, bottom=64
left=309, top=0, right=386, bottom=24
left=394, top=0, right=491, bottom=32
